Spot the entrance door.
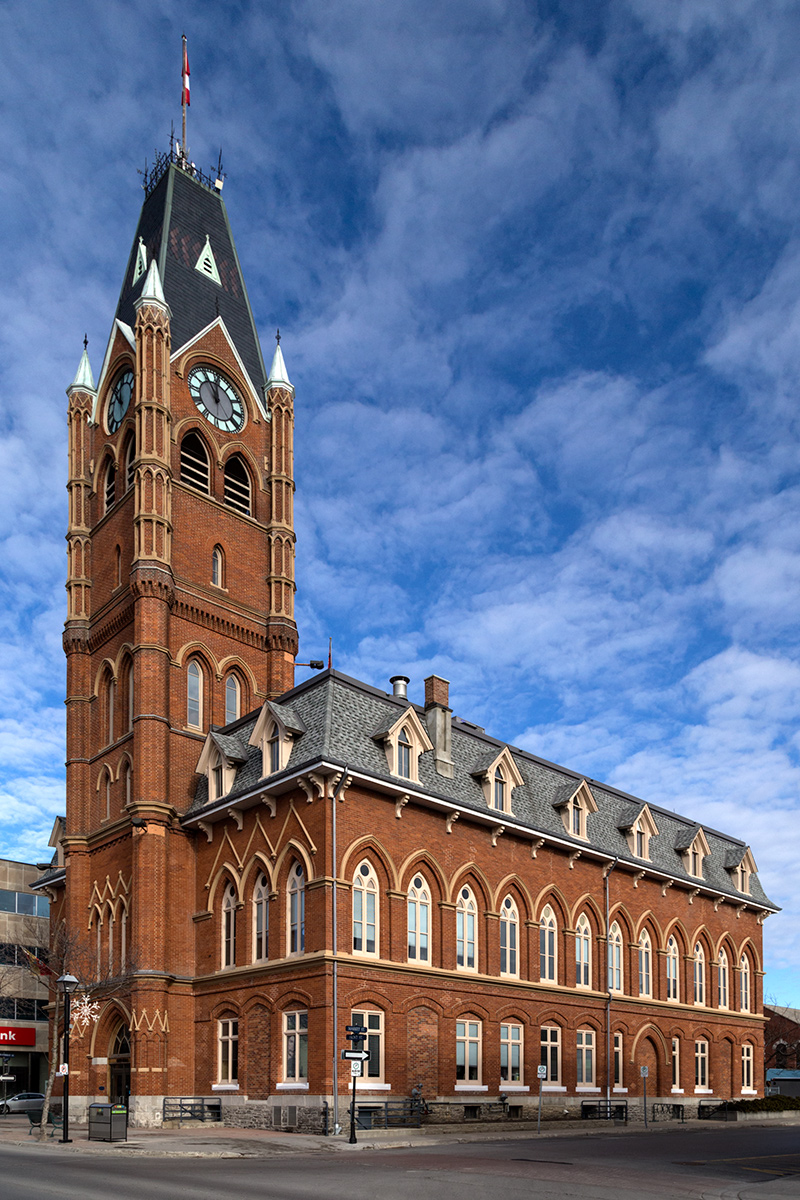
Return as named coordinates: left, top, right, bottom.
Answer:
left=108, top=1026, right=131, bottom=1105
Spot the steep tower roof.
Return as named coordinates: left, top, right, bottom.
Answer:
left=115, top=159, right=268, bottom=393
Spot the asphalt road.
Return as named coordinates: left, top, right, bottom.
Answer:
left=1, top=1124, right=799, bottom=1200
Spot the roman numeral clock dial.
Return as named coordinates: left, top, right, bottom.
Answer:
left=188, top=365, right=245, bottom=433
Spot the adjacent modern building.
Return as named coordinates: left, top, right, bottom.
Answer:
left=35, top=142, right=777, bottom=1128
left=0, top=859, right=50, bottom=1094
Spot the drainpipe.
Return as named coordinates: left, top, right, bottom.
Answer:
left=330, top=766, right=348, bottom=1135
left=605, top=858, right=619, bottom=1103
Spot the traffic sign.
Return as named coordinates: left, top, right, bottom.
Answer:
left=341, top=1049, right=370, bottom=1060
left=346, top=1033, right=366, bottom=1041
left=640, top=1065, right=649, bottom=1078
left=346, top=1025, right=366, bottom=1034
left=537, top=1065, right=547, bottom=1080
left=0, top=1075, right=14, bottom=1082
left=351, top=1060, right=362, bottom=1076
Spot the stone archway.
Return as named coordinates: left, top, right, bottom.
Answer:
left=108, top=1024, right=131, bottom=1104
left=638, top=1036, right=660, bottom=1097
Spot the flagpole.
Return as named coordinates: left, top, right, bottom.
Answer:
left=181, top=34, right=188, bottom=157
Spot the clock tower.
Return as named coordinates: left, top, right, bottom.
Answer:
left=62, top=149, right=298, bottom=1113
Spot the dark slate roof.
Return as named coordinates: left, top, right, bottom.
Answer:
left=211, top=730, right=249, bottom=764
left=184, top=669, right=777, bottom=909
left=470, top=750, right=500, bottom=776
left=115, top=164, right=268, bottom=393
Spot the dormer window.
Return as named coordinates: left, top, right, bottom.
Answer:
left=196, top=730, right=248, bottom=803
left=372, top=706, right=433, bottom=784
left=249, top=699, right=306, bottom=780
left=212, top=763, right=224, bottom=800
left=471, top=747, right=524, bottom=814
left=619, top=804, right=659, bottom=861
left=553, top=780, right=598, bottom=840
left=726, top=846, right=756, bottom=894
left=677, top=826, right=711, bottom=879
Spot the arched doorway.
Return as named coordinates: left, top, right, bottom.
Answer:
left=108, top=1024, right=131, bottom=1105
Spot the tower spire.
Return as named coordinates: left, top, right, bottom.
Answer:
left=181, top=34, right=190, bottom=158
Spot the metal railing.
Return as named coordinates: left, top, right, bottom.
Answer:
left=580, top=1100, right=628, bottom=1122
left=162, top=1098, right=222, bottom=1124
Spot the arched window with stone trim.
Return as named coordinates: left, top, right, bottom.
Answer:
left=223, top=454, right=252, bottom=516
left=666, top=935, right=680, bottom=1002
left=352, top=860, right=379, bottom=956
left=253, top=872, right=269, bottom=962
left=104, top=458, right=116, bottom=513
left=104, top=770, right=112, bottom=821
left=638, top=930, right=652, bottom=997
left=718, top=948, right=729, bottom=1009
left=212, top=545, right=224, bottom=588
left=539, top=904, right=557, bottom=983
left=456, top=886, right=477, bottom=971
left=124, top=434, right=136, bottom=491
left=693, top=943, right=706, bottom=1006
left=288, top=862, right=305, bottom=955
left=493, top=767, right=506, bottom=812
left=739, top=953, right=751, bottom=1013
left=180, top=431, right=210, bottom=493
left=225, top=674, right=240, bottom=725
left=267, top=722, right=281, bottom=774
left=500, top=895, right=518, bottom=976
left=608, top=921, right=623, bottom=992
left=397, top=726, right=412, bottom=779
left=222, top=882, right=236, bottom=968
left=407, top=874, right=430, bottom=964
left=575, top=913, right=591, bottom=988
left=187, top=659, right=203, bottom=729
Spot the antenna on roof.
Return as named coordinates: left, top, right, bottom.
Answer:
left=181, top=34, right=191, bottom=159
left=328, top=637, right=333, bottom=671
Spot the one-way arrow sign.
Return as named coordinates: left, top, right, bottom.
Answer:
left=341, top=1049, right=370, bottom=1061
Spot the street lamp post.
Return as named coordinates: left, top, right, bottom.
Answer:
left=57, top=974, right=79, bottom=1144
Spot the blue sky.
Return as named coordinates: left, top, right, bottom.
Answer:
left=1, top=0, right=799, bottom=1004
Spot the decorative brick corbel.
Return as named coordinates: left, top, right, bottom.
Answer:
left=395, top=794, right=409, bottom=819
left=197, top=821, right=213, bottom=843
left=530, top=838, right=544, bottom=859
left=713, top=896, right=724, bottom=913
left=491, top=825, right=505, bottom=848
left=226, top=808, right=243, bottom=832
left=569, top=850, right=582, bottom=869
left=446, top=812, right=459, bottom=834
left=661, top=879, right=673, bottom=898
left=632, top=870, right=645, bottom=888
left=688, top=888, right=699, bottom=904
left=260, top=794, right=277, bottom=818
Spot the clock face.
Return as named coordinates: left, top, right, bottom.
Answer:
left=188, top=366, right=245, bottom=433
left=107, top=368, right=134, bottom=433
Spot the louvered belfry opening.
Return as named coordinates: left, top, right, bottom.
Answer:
left=180, top=432, right=210, bottom=494
left=224, top=454, right=251, bottom=516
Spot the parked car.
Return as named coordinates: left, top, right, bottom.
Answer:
left=1, top=1092, right=45, bottom=1114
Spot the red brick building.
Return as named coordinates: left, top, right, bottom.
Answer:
left=38, top=148, right=776, bottom=1128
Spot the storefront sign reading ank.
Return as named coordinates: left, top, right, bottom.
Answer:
left=0, top=1027, right=36, bottom=1046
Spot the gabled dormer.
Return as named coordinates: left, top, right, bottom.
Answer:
left=618, top=802, right=660, bottom=861
left=197, top=730, right=249, bottom=802
left=552, top=779, right=598, bottom=840
left=372, top=706, right=433, bottom=783
left=726, top=844, right=757, bottom=894
left=249, top=700, right=306, bottom=778
left=675, top=824, right=710, bottom=879
left=470, top=746, right=524, bottom=814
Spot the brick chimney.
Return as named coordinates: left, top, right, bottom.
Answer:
left=424, top=674, right=453, bottom=778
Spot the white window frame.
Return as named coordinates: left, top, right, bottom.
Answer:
left=288, top=862, right=305, bottom=955
left=219, top=1018, right=238, bottom=1083
left=225, top=674, right=240, bottom=725
left=741, top=1043, right=753, bottom=1091
left=222, top=882, right=236, bottom=968
left=739, top=955, right=751, bottom=1013
left=666, top=936, right=680, bottom=1002
left=693, top=943, right=706, bottom=1006
left=608, top=921, right=623, bottom=993
left=283, top=1010, right=308, bottom=1083
left=500, top=896, right=518, bottom=977
left=638, top=931, right=652, bottom=998
left=456, top=886, right=477, bottom=972
left=212, top=545, right=224, bottom=588
left=613, top=1031, right=623, bottom=1088
left=397, top=726, right=412, bottom=779
left=187, top=660, right=203, bottom=729
left=493, top=767, right=506, bottom=812
left=352, top=860, right=379, bottom=957
left=671, top=1037, right=680, bottom=1091
left=576, top=1028, right=595, bottom=1086
left=539, top=905, right=557, bottom=983
left=456, top=1018, right=482, bottom=1084
left=575, top=914, right=591, bottom=988
left=500, top=1022, right=523, bottom=1084
left=352, top=1009, right=384, bottom=1083
left=694, top=1039, right=708, bottom=1090
left=540, top=1025, right=561, bottom=1084
left=718, top=949, right=729, bottom=1010
left=253, top=873, right=269, bottom=962
left=407, top=875, right=430, bottom=965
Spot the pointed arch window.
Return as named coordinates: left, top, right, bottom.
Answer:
left=397, top=727, right=412, bottom=779
left=267, top=722, right=281, bottom=774
left=222, top=882, right=236, bottom=969
left=353, top=861, right=379, bottom=956
left=225, top=675, right=240, bottom=726
left=456, top=886, right=477, bottom=971
left=493, top=767, right=506, bottom=812
left=693, top=943, right=706, bottom=1006
left=212, top=545, right=224, bottom=588
left=187, top=660, right=203, bottom=729
left=500, top=896, right=518, bottom=976
left=575, top=914, right=591, bottom=988
left=571, top=795, right=582, bottom=836
left=104, top=459, right=116, bottom=513
left=666, top=936, right=680, bottom=1002
left=120, top=905, right=127, bottom=972
left=253, top=872, right=269, bottom=962
left=718, top=948, right=729, bottom=1009
left=106, top=674, right=115, bottom=744
left=125, top=436, right=136, bottom=491
left=638, top=931, right=652, bottom=997
left=739, top=954, right=751, bottom=1013
left=288, top=862, right=305, bottom=955
left=123, top=760, right=132, bottom=808
left=539, top=904, right=557, bottom=983
left=104, top=771, right=112, bottom=822
left=224, top=455, right=252, bottom=516
left=608, top=921, right=623, bottom=992
left=180, top=432, right=210, bottom=494
left=407, top=875, right=430, bottom=963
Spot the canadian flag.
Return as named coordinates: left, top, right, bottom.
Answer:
left=182, top=41, right=190, bottom=107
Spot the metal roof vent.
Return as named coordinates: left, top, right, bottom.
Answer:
left=390, top=675, right=410, bottom=699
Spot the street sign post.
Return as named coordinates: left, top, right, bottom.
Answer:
left=537, top=1063, right=547, bottom=1133
left=640, top=1065, right=649, bottom=1128
left=351, top=1060, right=362, bottom=1077
left=346, top=1026, right=366, bottom=1034
left=341, top=1049, right=370, bottom=1061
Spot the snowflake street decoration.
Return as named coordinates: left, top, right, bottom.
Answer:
left=71, top=994, right=101, bottom=1029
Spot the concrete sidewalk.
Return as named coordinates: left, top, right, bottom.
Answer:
left=1, top=1112, right=798, bottom=1157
